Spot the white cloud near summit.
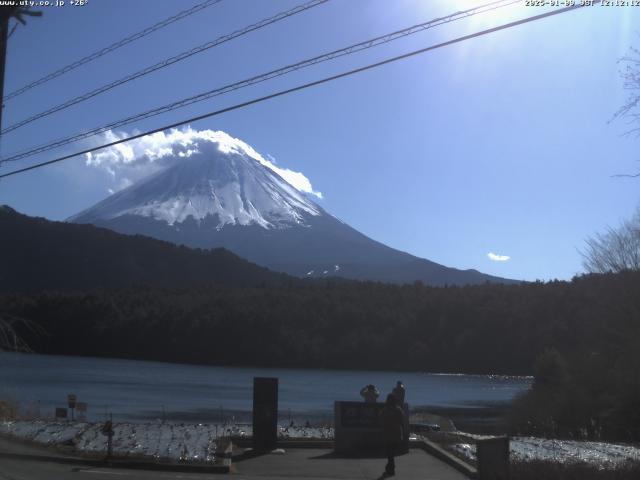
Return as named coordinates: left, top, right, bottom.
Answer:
left=488, top=252, right=510, bottom=262
left=85, top=128, right=323, bottom=198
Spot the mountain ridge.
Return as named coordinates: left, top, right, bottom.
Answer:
left=0, top=205, right=294, bottom=292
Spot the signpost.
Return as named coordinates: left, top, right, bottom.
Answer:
left=101, top=416, right=114, bottom=462
left=76, top=402, right=87, bottom=421
left=334, top=401, right=410, bottom=453
left=339, top=402, right=384, bottom=427
left=67, top=394, right=77, bottom=421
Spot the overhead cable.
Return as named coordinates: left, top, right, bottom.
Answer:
left=1, top=0, right=330, bottom=135
left=0, top=0, right=520, bottom=160
left=3, top=0, right=223, bottom=102
left=0, top=1, right=600, bottom=180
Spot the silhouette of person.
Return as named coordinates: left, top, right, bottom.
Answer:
left=380, top=393, right=405, bottom=476
left=392, top=381, right=405, bottom=405
left=360, top=384, right=380, bottom=403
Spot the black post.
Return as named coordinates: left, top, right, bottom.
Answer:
left=107, top=413, right=113, bottom=461
left=101, top=413, right=114, bottom=463
left=252, top=377, right=278, bottom=451
left=477, top=436, right=510, bottom=480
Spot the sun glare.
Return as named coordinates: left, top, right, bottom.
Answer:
left=449, top=0, right=530, bottom=28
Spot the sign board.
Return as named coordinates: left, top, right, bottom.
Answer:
left=339, top=402, right=384, bottom=428
left=334, top=401, right=410, bottom=454
left=477, top=436, right=510, bottom=480
left=55, top=407, right=68, bottom=419
left=252, top=377, right=278, bottom=451
left=76, top=402, right=87, bottom=412
left=67, top=394, right=77, bottom=409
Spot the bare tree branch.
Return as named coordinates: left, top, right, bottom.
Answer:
left=0, top=315, right=44, bottom=352
left=610, top=42, right=640, bottom=176
left=582, top=207, right=640, bottom=273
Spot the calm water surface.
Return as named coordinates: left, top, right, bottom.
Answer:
left=0, top=353, right=531, bottom=422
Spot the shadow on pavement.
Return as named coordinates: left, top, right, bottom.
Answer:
left=232, top=449, right=269, bottom=463
left=308, top=450, right=409, bottom=460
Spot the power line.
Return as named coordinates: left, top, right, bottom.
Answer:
left=2, top=0, right=223, bottom=102
left=0, top=0, right=516, bottom=156
left=0, top=0, right=520, bottom=162
left=7, top=21, right=17, bottom=40
left=1, top=0, right=329, bottom=135
left=0, top=1, right=598, bottom=180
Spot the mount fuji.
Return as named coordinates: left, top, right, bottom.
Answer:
left=70, top=130, right=515, bottom=286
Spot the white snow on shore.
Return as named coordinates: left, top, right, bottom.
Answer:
left=1, top=420, right=333, bottom=462
left=1, top=420, right=224, bottom=461
left=512, top=437, right=640, bottom=466
left=452, top=436, right=640, bottom=467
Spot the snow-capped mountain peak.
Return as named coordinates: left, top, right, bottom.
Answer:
left=70, top=131, right=321, bottom=229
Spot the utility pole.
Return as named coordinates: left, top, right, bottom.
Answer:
left=0, top=11, right=10, bottom=134
left=0, top=7, right=42, bottom=136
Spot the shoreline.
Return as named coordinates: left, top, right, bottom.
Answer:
left=0, top=351, right=534, bottom=378
left=57, top=404, right=508, bottom=434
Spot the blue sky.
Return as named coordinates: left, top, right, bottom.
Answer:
left=0, top=0, right=638, bottom=281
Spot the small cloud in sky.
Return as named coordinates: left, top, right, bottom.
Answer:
left=85, top=127, right=322, bottom=198
left=488, top=252, right=510, bottom=262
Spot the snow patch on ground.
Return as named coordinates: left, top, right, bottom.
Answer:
left=1, top=420, right=221, bottom=461
left=1, top=420, right=333, bottom=462
left=451, top=436, right=640, bottom=467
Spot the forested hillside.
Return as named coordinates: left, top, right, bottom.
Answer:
left=0, top=205, right=292, bottom=291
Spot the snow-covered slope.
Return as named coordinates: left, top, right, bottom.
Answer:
left=70, top=131, right=515, bottom=286
left=70, top=136, right=319, bottom=229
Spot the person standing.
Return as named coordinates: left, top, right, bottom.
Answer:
left=360, top=384, right=380, bottom=403
left=392, top=381, right=405, bottom=405
left=380, top=393, right=405, bottom=476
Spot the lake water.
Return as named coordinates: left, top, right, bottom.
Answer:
left=0, top=353, right=531, bottom=423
